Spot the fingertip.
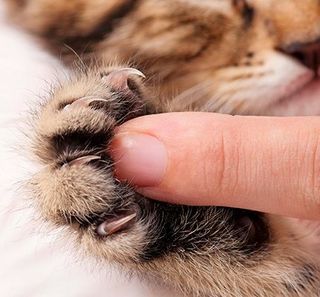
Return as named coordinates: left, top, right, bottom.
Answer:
left=110, top=133, right=167, bottom=187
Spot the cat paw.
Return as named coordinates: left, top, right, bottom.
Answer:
left=31, top=67, right=154, bottom=263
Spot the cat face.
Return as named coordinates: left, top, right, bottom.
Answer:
left=97, top=0, right=320, bottom=116
left=205, top=0, right=320, bottom=116
left=160, top=0, right=320, bottom=115
left=8, top=0, right=320, bottom=115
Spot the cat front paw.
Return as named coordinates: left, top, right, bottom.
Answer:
left=31, top=67, right=154, bottom=263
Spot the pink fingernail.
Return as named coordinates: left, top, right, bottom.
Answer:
left=110, top=133, right=167, bottom=187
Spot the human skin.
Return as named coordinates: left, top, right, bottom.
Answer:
left=110, top=112, right=320, bottom=220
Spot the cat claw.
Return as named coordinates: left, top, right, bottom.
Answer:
left=62, top=68, right=145, bottom=111
left=63, top=97, right=108, bottom=110
left=96, top=212, right=137, bottom=237
left=102, top=68, right=146, bottom=91
left=63, top=155, right=101, bottom=167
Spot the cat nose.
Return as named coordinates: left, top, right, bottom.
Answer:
left=281, top=39, right=320, bottom=73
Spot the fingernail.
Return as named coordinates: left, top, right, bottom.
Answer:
left=110, top=133, right=167, bottom=187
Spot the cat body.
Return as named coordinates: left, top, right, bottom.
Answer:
left=5, top=0, right=320, bottom=296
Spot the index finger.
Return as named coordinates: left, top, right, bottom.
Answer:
left=111, top=113, right=320, bottom=220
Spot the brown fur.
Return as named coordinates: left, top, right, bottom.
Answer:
left=5, top=0, right=320, bottom=296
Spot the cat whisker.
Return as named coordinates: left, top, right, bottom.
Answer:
left=169, top=80, right=213, bottom=111
left=63, top=44, right=87, bottom=73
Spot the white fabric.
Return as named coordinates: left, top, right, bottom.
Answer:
left=0, top=4, right=167, bottom=297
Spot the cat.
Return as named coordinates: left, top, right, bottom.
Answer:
left=5, top=0, right=320, bottom=296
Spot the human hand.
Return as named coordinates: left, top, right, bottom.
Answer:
left=110, top=112, right=320, bottom=220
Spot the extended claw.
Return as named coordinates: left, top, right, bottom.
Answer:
left=63, top=97, right=108, bottom=110
left=96, top=212, right=137, bottom=237
left=102, top=68, right=146, bottom=91
left=63, top=155, right=101, bottom=168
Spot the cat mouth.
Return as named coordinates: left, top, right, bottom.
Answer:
left=270, top=41, right=320, bottom=115
left=285, top=39, right=320, bottom=76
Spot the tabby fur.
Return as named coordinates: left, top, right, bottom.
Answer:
left=5, top=0, right=320, bottom=296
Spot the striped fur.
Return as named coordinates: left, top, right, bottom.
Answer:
left=5, top=0, right=320, bottom=296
